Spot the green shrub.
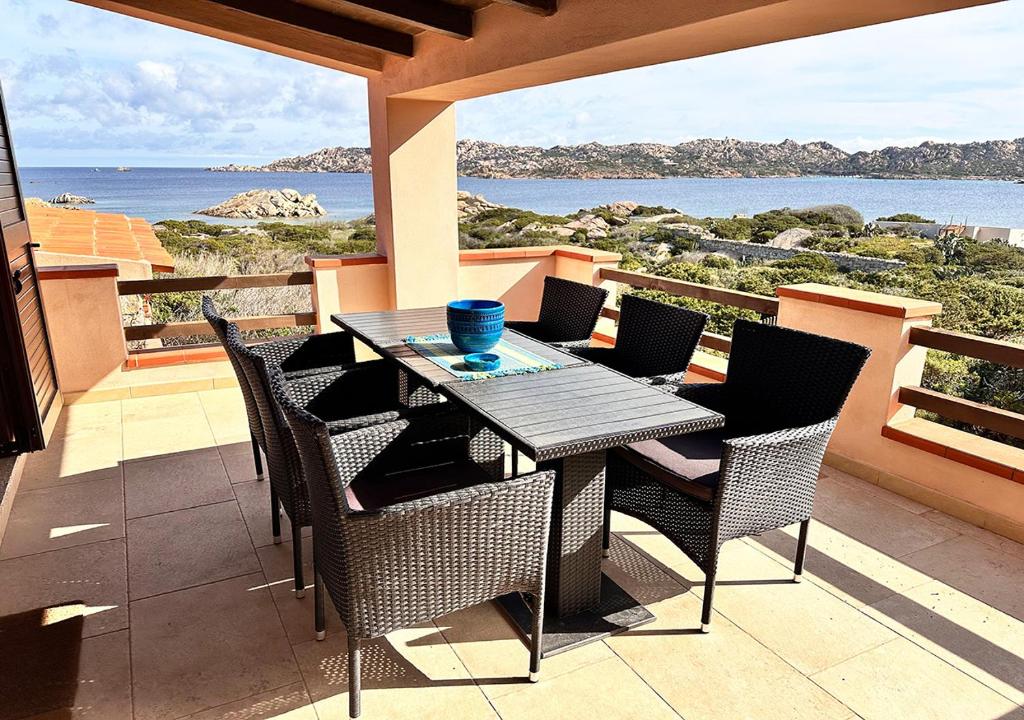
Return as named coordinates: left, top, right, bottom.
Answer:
left=701, top=254, right=736, bottom=269
left=750, top=210, right=807, bottom=243
left=661, top=262, right=714, bottom=285
left=630, top=204, right=679, bottom=217
left=878, top=213, right=934, bottom=223
left=791, top=204, right=864, bottom=230
left=709, top=217, right=753, bottom=241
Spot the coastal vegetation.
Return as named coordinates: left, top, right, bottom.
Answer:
left=154, top=195, right=1024, bottom=447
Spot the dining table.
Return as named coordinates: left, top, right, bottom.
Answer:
left=332, top=307, right=724, bottom=657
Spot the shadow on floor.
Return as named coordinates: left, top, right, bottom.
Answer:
left=0, top=605, right=84, bottom=720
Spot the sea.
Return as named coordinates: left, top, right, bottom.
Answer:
left=19, top=167, right=1024, bottom=228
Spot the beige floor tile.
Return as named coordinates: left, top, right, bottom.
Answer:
left=812, top=473, right=959, bottom=558
left=220, top=441, right=264, bottom=485
left=752, top=521, right=933, bottom=608
left=696, top=542, right=894, bottom=674
left=182, top=682, right=317, bottom=720
left=121, top=392, right=206, bottom=422
left=434, top=600, right=614, bottom=699
left=812, top=638, right=1023, bottom=720
left=124, top=447, right=234, bottom=518
left=234, top=479, right=310, bottom=548
left=0, top=538, right=127, bottom=638
left=0, top=476, right=125, bottom=560
left=122, top=415, right=218, bottom=460
left=199, top=388, right=251, bottom=444
left=608, top=592, right=850, bottom=720
left=130, top=573, right=300, bottom=720
left=865, top=581, right=1024, bottom=703
left=294, top=623, right=498, bottom=720
left=902, top=536, right=1024, bottom=621
left=490, top=656, right=679, bottom=720
left=821, top=466, right=931, bottom=515
left=126, top=500, right=259, bottom=600
left=604, top=533, right=691, bottom=607
left=256, top=535, right=343, bottom=644
left=922, top=509, right=1024, bottom=557
left=19, top=425, right=123, bottom=491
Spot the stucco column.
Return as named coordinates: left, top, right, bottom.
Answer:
left=37, top=264, right=127, bottom=394
left=368, top=79, right=459, bottom=309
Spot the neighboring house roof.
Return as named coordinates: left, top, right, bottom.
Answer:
left=26, top=202, right=175, bottom=272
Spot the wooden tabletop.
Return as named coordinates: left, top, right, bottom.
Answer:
left=333, top=308, right=586, bottom=388
left=445, top=364, right=723, bottom=461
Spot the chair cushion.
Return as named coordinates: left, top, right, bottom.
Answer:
left=345, top=460, right=494, bottom=512
left=614, top=430, right=725, bottom=501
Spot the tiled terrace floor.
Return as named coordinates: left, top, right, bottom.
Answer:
left=2, top=389, right=1024, bottom=720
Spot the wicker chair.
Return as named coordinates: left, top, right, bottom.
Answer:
left=571, top=294, right=708, bottom=383
left=604, top=319, right=870, bottom=631
left=506, top=275, right=609, bottom=350
left=225, top=323, right=451, bottom=631
left=202, top=296, right=357, bottom=480
left=272, top=370, right=555, bottom=719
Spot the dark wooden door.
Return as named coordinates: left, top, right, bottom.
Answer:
left=0, top=79, right=57, bottom=455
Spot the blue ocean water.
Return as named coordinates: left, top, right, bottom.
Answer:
left=19, top=166, right=1024, bottom=227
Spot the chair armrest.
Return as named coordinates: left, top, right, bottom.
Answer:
left=550, top=339, right=593, bottom=351
left=363, top=469, right=555, bottom=516
left=715, top=417, right=838, bottom=540
left=248, top=332, right=356, bottom=374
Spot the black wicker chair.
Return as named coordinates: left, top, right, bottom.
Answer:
left=571, top=294, right=708, bottom=384
left=202, top=296, right=358, bottom=480
left=604, top=319, right=870, bottom=631
left=225, top=323, right=453, bottom=638
left=506, top=275, right=609, bottom=350
left=273, top=370, right=554, bottom=719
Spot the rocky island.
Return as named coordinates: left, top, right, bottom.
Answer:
left=207, top=137, right=1024, bottom=181
left=196, top=189, right=326, bottom=219
left=49, top=193, right=95, bottom=204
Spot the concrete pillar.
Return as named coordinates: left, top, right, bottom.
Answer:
left=368, top=80, right=459, bottom=309
left=37, top=264, right=127, bottom=394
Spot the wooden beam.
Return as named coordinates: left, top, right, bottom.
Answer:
left=599, top=267, right=780, bottom=316
left=70, top=0, right=388, bottom=75
left=117, top=271, right=313, bottom=295
left=909, top=326, right=1024, bottom=369
left=332, top=0, right=473, bottom=40
left=124, top=313, right=316, bottom=341
left=899, top=385, right=1024, bottom=441
left=208, top=0, right=414, bottom=56
left=492, top=0, right=557, bottom=16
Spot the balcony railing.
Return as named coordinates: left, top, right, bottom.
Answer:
left=117, top=272, right=315, bottom=343
left=901, top=326, right=1024, bottom=442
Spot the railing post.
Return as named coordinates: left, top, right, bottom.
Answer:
left=37, top=264, right=127, bottom=394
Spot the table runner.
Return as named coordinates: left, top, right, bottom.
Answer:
left=404, top=333, right=564, bottom=381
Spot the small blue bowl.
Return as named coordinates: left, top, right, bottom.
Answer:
left=464, top=353, right=501, bottom=372
left=447, top=299, right=505, bottom=353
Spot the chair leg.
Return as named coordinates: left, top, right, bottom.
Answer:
left=794, top=519, right=810, bottom=582
left=701, top=551, right=719, bottom=633
left=314, top=544, right=326, bottom=640
left=270, top=486, right=281, bottom=545
left=348, top=636, right=361, bottom=719
left=292, top=521, right=305, bottom=600
left=529, top=593, right=544, bottom=682
left=251, top=433, right=264, bottom=480
left=602, top=499, right=612, bottom=559
left=511, top=449, right=519, bottom=477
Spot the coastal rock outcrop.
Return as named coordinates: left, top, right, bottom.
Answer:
left=769, top=227, right=814, bottom=249
left=457, top=191, right=505, bottom=220
left=50, top=193, right=94, bottom=204
left=196, top=189, right=326, bottom=219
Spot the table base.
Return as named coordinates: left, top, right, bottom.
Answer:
left=496, top=573, right=654, bottom=659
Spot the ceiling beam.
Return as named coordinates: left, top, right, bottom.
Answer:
left=492, top=0, right=557, bottom=16
left=208, top=0, right=414, bottom=56
left=70, top=0, right=387, bottom=75
left=332, top=0, right=474, bottom=40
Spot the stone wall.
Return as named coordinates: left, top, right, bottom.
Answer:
left=691, top=236, right=905, bottom=273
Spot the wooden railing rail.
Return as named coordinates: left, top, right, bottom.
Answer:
left=902, top=327, right=1024, bottom=441
left=599, top=267, right=780, bottom=316
left=121, top=272, right=316, bottom=346
left=117, top=271, right=313, bottom=295
left=908, top=326, right=1024, bottom=369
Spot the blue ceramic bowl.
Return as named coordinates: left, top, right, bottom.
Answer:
left=447, top=299, right=505, bottom=353
left=464, top=353, right=501, bottom=372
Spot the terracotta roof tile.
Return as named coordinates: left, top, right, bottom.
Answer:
left=27, top=202, right=175, bottom=272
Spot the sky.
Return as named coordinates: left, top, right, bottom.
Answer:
left=0, top=0, right=1022, bottom=166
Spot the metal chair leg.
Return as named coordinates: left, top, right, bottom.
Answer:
left=270, top=486, right=281, bottom=544
left=251, top=433, right=264, bottom=480
left=511, top=449, right=519, bottom=477
left=314, top=543, right=326, bottom=640
left=348, top=636, right=361, bottom=719
left=794, top=519, right=810, bottom=582
left=701, top=552, right=718, bottom=633
left=529, top=593, right=544, bottom=682
left=292, top=521, right=305, bottom=599
left=602, top=498, right=612, bottom=559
